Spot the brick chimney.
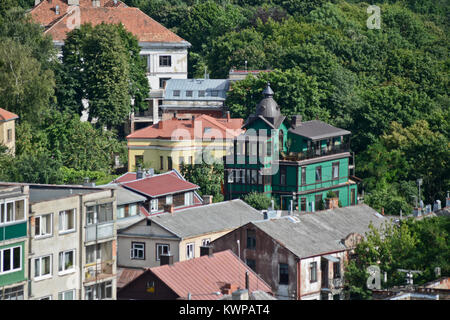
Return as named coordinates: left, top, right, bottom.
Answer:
left=221, top=283, right=239, bottom=295
left=202, top=195, right=213, bottom=205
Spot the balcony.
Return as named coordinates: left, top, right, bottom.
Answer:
left=281, top=143, right=350, bottom=162
left=84, top=260, right=115, bottom=284
left=85, top=222, right=114, bottom=243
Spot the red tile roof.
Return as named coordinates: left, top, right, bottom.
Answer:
left=121, top=171, right=199, bottom=198
left=149, top=250, right=272, bottom=300
left=30, top=1, right=188, bottom=43
left=0, top=108, right=19, bottom=122
left=127, top=114, right=243, bottom=140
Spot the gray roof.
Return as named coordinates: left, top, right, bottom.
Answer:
left=252, top=204, right=386, bottom=259
left=29, top=185, right=103, bottom=203
left=0, top=186, right=25, bottom=200
left=288, top=120, right=351, bottom=140
left=117, top=215, right=146, bottom=231
left=150, top=199, right=263, bottom=239
left=101, top=184, right=146, bottom=206
left=164, top=79, right=229, bottom=101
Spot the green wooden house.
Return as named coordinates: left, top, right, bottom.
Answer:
left=224, top=83, right=358, bottom=211
left=0, top=185, right=28, bottom=300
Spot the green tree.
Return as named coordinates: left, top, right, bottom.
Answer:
left=242, top=192, right=273, bottom=210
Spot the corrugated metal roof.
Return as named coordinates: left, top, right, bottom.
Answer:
left=104, top=184, right=146, bottom=206
left=253, top=204, right=386, bottom=258
left=164, top=79, right=229, bottom=101
left=150, top=250, right=272, bottom=300
left=149, top=199, right=263, bottom=239
left=288, top=120, right=351, bottom=140
left=117, top=267, right=146, bottom=289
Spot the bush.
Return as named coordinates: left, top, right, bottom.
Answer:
left=242, top=192, right=273, bottom=210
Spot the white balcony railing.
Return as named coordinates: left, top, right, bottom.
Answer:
left=85, top=222, right=114, bottom=242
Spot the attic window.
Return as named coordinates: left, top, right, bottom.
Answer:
left=211, top=90, right=219, bottom=97
left=198, top=90, right=205, bottom=97
left=186, top=90, right=193, bottom=97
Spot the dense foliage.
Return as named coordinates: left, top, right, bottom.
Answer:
left=242, top=192, right=275, bottom=210
left=345, top=217, right=450, bottom=299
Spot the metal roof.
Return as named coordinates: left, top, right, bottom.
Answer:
left=252, top=204, right=386, bottom=259
left=164, top=79, right=229, bottom=101
left=28, top=185, right=104, bottom=203
left=149, top=250, right=272, bottom=300
left=288, top=120, right=351, bottom=140
left=101, top=184, right=146, bottom=206
left=149, top=199, right=263, bottom=239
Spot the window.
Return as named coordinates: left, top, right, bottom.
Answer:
left=0, top=246, right=21, bottom=274
left=250, top=142, right=257, bottom=157
left=184, top=192, right=193, bottom=206
left=300, top=197, right=307, bottom=212
left=179, top=156, right=185, bottom=165
left=227, top=169, right=234, bottom=183
left=173, top=193, right=184, bottom=207
left=58, top=250, right=75, bottom=274
left=251, top=170, right=258, bottom=184
left=34, top=255, right=52, bottom=279
left=159, top=77, right=170, bottom=89
left=0, top=199, right=26, bottom=225
left=94, top=203, right=113, bottom=223
left=246, top=229, right=256, bottom=250
left=118, top=204, right=138, bottom=219
left=131, top=242, right=145, bottom=260
left=135, top=155, right=143, bottom=169
left=257, top=170, right=263, bottom=185
left=279, top=263, right=289, bottom=285
left=156, top=243, right=169, bottom=261
left=332, top=162, right=339, bottom=180
left=86, top=244, right=101, bottom=264
left=0, top=285, right=24, bottom=300
left=58, top=290, right=74, bottom=300
left=159, top=55, right=171, bottom=67
left=278, top=130, right=284, bottom=151
left=310, top=262, right=317, bottom=282
left=315, top=166, right=322, bottom=182
left=315, top=194, right=323, bottom=210
left=267, top=140, right=272, bottom=157
left=246, top=170, right=251, bottom=185
left=150, top=199, right=158, bottom=212
left=280, top=167, right=286, bottom=185
left=333, top=261, right=341, bottom=279
left=7, top=129, right=12, bottom=142
left=168, top=157, right=173, bottom=170
left=166, top=195, right=173, bottom=205
left=173, top=90, right=180, bottom=97
left=198, top=90, right=205, bottom=97
left=246, top=259, right=256, bottom=272
left=211, top=90, right=219, bottom=97
left=186, top=90, right=193, bottom=97
left=35, top=214, right=52, bottom=238
left=301, top=167, right=306, bottom=186
left=59, top=209, right=75, bottom=233
left=186, top=243, right=194, bottom=259
left=160, top=156, right=164, bottom=170
left=85, top=281, right=112, bottom=300
left=201, top=239, right=210, bottom=246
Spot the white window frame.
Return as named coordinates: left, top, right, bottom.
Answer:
left=130, top=242, right=145, bottom=260
left=58, top=289, right=75, bottom=300
left=58, top=249, right=75, bottom=275
left=227, top=169, right=234, bottom=183
left=156, top=243, right=170, bottom=261
left=184, top=192, right=193, bottom=206
left=34, top=255, right=52, bottom=281
left=0, top=245, right=22, bottom=275
left=150, top=199, right=158, bottom=212
left=35, top=213, right=53, bottom=238
left=166, top=195, right=173, bottom=205
left=186, top=243, right=194, bottom=260
left=201, top=239, right=210, bottom=246
left=0, top=198, right=26, bottom=226
left=59, top=209, right=76, bottom=234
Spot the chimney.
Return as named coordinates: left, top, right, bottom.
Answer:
left=136, top=166, right=143, bottom=180
left=164, top=204, right=174, bottom=214
left=191, top=115, right=195, bottom=127
left=245, top=271, right=249, bottom=290
left=292, top=115, right=302, bottom=127
left=231, top=289, right=249, bottom=300
left=200, top=245, right=213, bottom=257
left=202, top=195, right=213, bottom=205
left=226, top=111, right=231, bottom=122
left=221, top=283, right=239, bottom=295
left=160, top=253, right=174, bottom=266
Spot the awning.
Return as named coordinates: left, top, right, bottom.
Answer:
left=322, top=255, right=340, bottom=263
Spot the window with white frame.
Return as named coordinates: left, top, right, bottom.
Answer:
left=59, top=209, right=75, bottom=233
left=35, top=213, right=52, bottom=238
left=58, top=250, right=75, bottom=274
left=86, top=244, right=101, bottom=264
left=166, top=195, right=173, bottom=205
left=34, top=255, right=52, bottom=279
left=227, top=169, right=234, bottom=183
left=85, top=281, right=112, bottom=300
left=156, top=243, right=169, bottom=261
left=201, top=239, right=210, bottom=246
left=0, top=285, right=24, bottom=300
left=0, top=246, right=22, bottom=275
left=186, top=243, right=194, bottom=260
left=184, top=192, right=193, bottom=206
left=0, top=199, right=26, bottom=226
left=58, top=290, right=74, bottom=300
left=150, top=199, right=158, bottom=212
left=130, top=242, right=145, bottom=260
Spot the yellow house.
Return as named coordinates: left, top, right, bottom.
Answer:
left=0, top=108, right=19, bottom=156
left=126, top=114, right=243, bottom=172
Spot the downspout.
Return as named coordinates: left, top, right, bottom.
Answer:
left=79, top=194, right=83, bottom=300
left=27, top=208, right=33, bottom=299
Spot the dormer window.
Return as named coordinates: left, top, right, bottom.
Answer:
left=186, top=90, right=193, bottom=97
left=173, top=90, right=180, bottom=97
left=211, top=90, right=219, bottom=97
left=198, top=90, right=205, bottom=97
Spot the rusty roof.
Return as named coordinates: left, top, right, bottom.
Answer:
left=149, top=250, right=272, bottom=300
left=117, top=267, right=145, bottom=289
